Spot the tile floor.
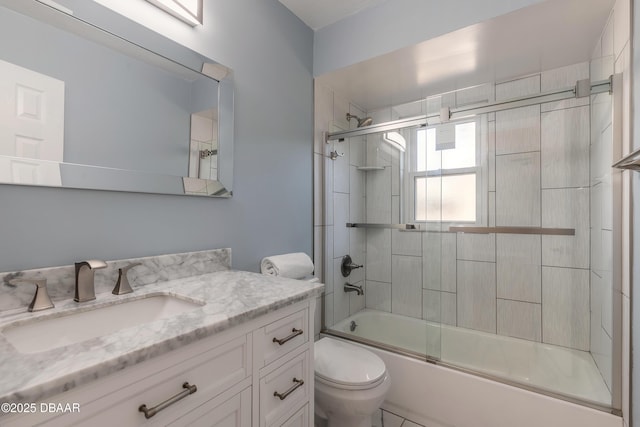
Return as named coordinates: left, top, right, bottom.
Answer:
left=371, top=408, right=425, bottom=427
left=315, top=408, right=425, bottom=427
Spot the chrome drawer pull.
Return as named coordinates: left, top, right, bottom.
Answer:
left=272, top=328, right=303, bottom=345
left=273, top=378, right=304, bottom=401
left=138, top=382, right=197, bottom=419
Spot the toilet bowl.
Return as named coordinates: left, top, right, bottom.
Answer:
left=314, top=337, right=391, bottom=427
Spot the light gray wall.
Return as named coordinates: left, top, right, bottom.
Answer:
left=313, top=0, right=546, bottom=76
left=0, top=0, right=314, bottom=273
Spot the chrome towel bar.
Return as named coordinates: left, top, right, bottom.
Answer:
left=345, top=223, right=575, bottom=236
left=448, top=226, right=575, bottom=236
left=346, top=223, right=418, bottom=230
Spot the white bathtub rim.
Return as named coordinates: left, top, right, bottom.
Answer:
left=321, top=333, right=622, bottom=427
left=329, top=309, right=611, bottom=407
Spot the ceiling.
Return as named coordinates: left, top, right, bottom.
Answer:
left=278, top=0, right=385, bottom=30
left=312, top=0, right=615, bottom=111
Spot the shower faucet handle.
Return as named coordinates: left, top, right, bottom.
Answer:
left=341, top=255, right=363, bottom=277
left=112, top=262, right=141, bottom=295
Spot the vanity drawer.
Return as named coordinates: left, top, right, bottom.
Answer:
left=278, top=403, right=309, bottom=427
left=259, top=350, right=309, bottom=427
left=34, top=333, right=251, bottom=427
left=167, top=385, right=251, bottom=427
left=257, top=308, right=308, bottom=367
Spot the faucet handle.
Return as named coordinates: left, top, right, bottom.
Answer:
left=112, top=263, right=141, bottom=295
left=9, top=278, right=54, bottom=312
left=341, top=255, right=363, bottom=277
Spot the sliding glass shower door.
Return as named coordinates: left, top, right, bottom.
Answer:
left=323, top=122, right=437, bottom=361
left=320, top=69, right=619, bottom=409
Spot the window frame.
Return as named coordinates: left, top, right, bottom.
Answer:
left=407, top=117, right=487, bottom=229
left=145, top=0, right=203, bottom=26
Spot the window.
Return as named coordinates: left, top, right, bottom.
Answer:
left=146, top=0, right=203, bottom=26
left=411, top=121, right=480, bottom=223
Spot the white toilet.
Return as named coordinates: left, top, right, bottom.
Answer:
left=314, top=337, right=391, bottom=427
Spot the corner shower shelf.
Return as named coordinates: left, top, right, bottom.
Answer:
left=613, top=146, right=640, bottom=171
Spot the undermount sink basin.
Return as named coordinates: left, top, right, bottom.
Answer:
left=1, top=294, right=204, bottom=354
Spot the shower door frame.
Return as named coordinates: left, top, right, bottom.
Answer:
left=320, top=75, right=623, bottom=415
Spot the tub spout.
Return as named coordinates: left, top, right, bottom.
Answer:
left=344, top=283, right=364, bottom=296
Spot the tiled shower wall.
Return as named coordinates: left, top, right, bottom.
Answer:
left=189, top=114, right=218, bottom=180
left=364, top=62, right=593, bottom=352
left=589, top=0, right=631, bottom=402
left=314, top=79, right=368, bottom=329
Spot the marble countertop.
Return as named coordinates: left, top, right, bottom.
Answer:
left=0, top=270, right=323, bottom=404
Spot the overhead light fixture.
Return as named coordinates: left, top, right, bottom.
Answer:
left=382, top=131, right=406, bottom=152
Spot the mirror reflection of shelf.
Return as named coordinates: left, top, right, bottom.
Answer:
left=356, top=166, right=385, bottom=171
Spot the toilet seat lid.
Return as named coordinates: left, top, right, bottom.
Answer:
left=314, top=338, right=386, bottom=387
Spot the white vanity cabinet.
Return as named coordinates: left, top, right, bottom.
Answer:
left=254, top=307, right=311, bottom=427
left=2, top=299, right=315, bottom=427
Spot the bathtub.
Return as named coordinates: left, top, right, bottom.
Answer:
left=326, top=310, right=621, bottom=427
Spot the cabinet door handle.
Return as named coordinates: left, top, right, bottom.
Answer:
left=273, top=378, right=304, bottom=401
left=272, top=328, right=303, bottom=345
left=138, top=382, right=197, bottom=419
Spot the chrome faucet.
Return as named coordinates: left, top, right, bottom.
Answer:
left=74, top=260, right=107, bottom=302
left=343, top=283, right=364, bottom=296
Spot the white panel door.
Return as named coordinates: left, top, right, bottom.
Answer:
left=0, top=156, right=62, bottom=186
left=0, top=59, right=64, bottom=185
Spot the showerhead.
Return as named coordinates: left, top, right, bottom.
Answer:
left=346, top=113, right=373, bottom=127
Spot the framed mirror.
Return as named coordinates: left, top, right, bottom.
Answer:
left=0, top=0, right=234, bottom=197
